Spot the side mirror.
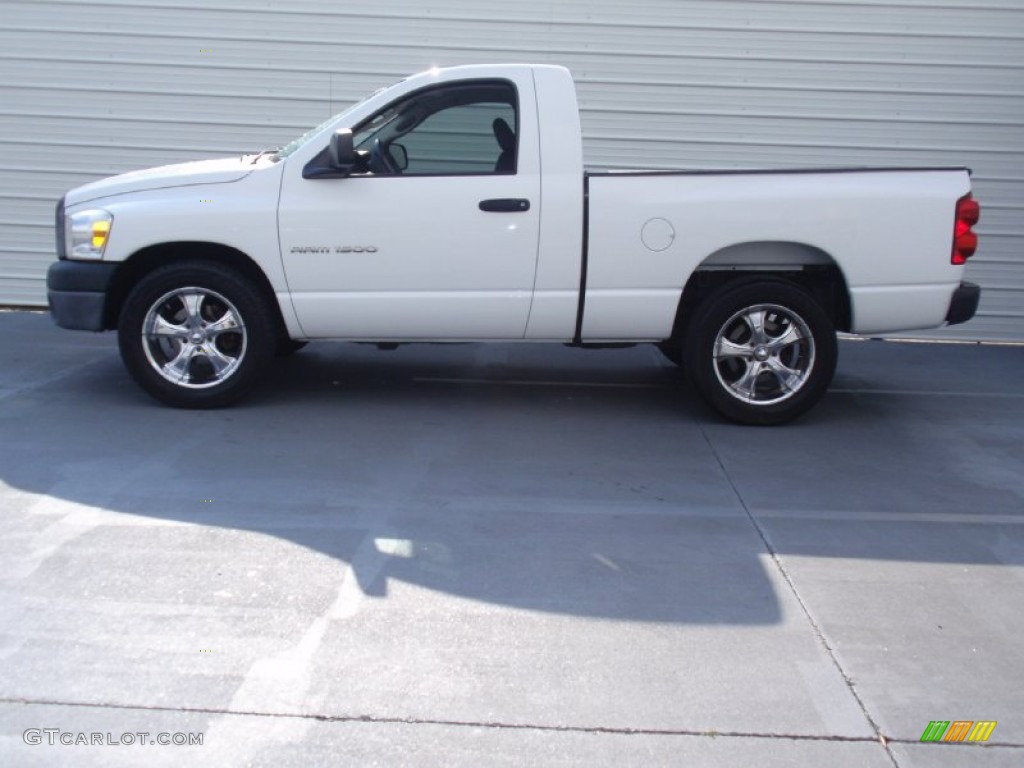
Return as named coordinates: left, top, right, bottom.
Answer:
left=302, top=128, right=367, bottom=179
left=329, top=129, right=356, bottom=172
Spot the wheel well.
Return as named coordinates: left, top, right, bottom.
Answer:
left=103, top=242, right=286, bottom=335
left=666, top=244, right=852, bottom=343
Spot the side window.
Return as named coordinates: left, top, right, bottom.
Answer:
left=352, top=81, right=518, bottom=176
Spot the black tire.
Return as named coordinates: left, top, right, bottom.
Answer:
left=275, top=339, right=308, bottom=357
left=117, top=261, right=276, bottom=408
left=684, top=281, right=837, bottom=425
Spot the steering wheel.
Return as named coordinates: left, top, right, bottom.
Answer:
left=368, top=138, right=400, bottom=175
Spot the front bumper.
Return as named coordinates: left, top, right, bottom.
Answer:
left=46, top=260, right=117, bottom=331
left=945, top=281, right=981, bottom=326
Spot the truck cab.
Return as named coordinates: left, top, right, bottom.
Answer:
left=274, top=64, right=584, bottom=341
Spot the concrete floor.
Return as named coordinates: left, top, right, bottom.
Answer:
left=0, top=310, right=1021, bottom=767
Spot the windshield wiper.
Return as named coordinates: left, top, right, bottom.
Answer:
left=246, top=149, right=279, bottom=165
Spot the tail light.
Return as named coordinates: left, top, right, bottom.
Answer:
left=952, top=194, right=980, bottom=265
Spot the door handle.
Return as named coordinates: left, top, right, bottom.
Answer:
left=479, top=198, right=530, bottom=213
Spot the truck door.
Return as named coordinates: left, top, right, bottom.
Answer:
left=277, top=77, right=541, bottom=339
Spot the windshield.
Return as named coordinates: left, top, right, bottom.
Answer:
left=276, top=113, right=343, bottom=160
left=275, top=82, right=401, bottom=160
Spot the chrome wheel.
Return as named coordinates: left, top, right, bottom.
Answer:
left=713, top=303, right=815, bottom=406
left=141, top=287, right=247, bottom=389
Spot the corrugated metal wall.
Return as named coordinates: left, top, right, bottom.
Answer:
left=1, top=0, right=1021, bottom=340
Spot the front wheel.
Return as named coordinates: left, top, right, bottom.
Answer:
left=684, top=281, right=837, bottom=425
left=118, top=261, right=276, bottom=408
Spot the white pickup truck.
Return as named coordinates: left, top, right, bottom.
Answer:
left=47, top=63, right=981, bottom=424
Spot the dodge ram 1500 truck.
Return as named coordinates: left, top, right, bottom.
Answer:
left=47, top=64, right=981, bottom=424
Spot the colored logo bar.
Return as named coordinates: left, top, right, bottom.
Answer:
left=920, top=720, right=997, bottom=742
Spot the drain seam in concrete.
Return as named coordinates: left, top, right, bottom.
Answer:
left=698, top=425, right=900, bottom=767
left=5, top=696, right=1022, bottom=748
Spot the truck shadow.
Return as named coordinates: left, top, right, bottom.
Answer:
left=4, top=326, right=1023, bottom=630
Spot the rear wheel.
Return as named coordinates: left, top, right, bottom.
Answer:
left=684, top=281, right=837, bottom=425
left=118, top=261, right=275, bottom=408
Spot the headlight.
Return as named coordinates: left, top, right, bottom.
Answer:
left=66, top=209, right=114, bottom=260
